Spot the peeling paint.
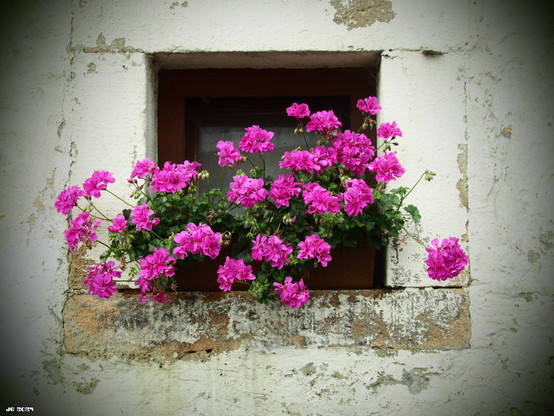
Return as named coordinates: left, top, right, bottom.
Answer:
left=86, top=62, right=97, bottom=73
left=300, top=362, right=317, bottom=376
left=402, top=368, right=433, bottom=394
left=81, top=33, right=142, bottom=54
left=330, top=0, right=395, bottom=30
left=73, top=377, right=99, bottom=394
left=539, top=231, right=553, bottom=251
left=170, top=1, right=188, bottom=9
left=457, top=143, right=469, bottom=209
left=500, top=126, right=512, bottom=139
left=56, top=120, right=65, bottom=138
left=42, top=359, right=63, bottom=385
left=366, top=371, right=398, bottom=392
left=527, top=249, right=540, bottom=264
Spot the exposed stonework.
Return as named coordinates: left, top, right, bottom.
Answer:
left=68, top=246, right=93, bottom=292
left=64, top=288, right=470, bottom=362
left=330, top=0, right=395, bottom=30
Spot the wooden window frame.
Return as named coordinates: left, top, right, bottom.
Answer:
left=157, top=67, right=382, bottom=291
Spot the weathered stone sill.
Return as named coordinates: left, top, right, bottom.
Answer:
left=63, top=288, right=469, bottom=362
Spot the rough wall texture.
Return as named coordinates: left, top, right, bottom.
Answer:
left=1, top=0, right=553, bottom=415
left=64, top=289, right=470, bottom=361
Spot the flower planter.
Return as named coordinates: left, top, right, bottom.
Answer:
left=174, top=244, right=375, bottom=291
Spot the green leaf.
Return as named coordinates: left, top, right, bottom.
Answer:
left=404, top=204, right=421, bottom=223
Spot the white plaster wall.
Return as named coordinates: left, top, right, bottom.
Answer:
left=0, top=0, right=552, bottom=415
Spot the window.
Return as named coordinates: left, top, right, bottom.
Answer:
left=157, top=67, right=382, bottom=290
left=64, top=52, right=470, bottom=358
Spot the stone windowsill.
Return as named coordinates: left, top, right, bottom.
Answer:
left=63, top=288, right=470, bottom=362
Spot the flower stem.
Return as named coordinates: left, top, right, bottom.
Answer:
left=219, top=168, right=225, bottom=194
left=131, top=182, right=150, bottom=200
left=106, top=189, right=135, bottom=208
left=259, top=154, right=266, bottom=179
left=89, top=204, right=111, bottom=221
left=396, top=171, right=426, bottom=210
left=302, top=131, right=310, bottom=150
left=96, top=240, right=112, bottom=249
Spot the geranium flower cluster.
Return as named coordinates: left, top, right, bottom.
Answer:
left=83, top=170, right=115, bottom=198
left=150, top=161, right=201, bottom=193
left=425, top=237, right=469, bottom=281
left=55, top=95, right=468, bottom=307
left=273, top=277, right=310, bottom=308
left=368, top=152, right=406, bottom=183
left=297, top=235, right=332, bottom=267
left=341, top=179, right=374, bottom=217
left=131, top=203, right=160, bottom=231
left=252, top=234, right=293, bottom=270
left=240, top=125, right=275, bottom=154
left=64, top=212, right=101, bottom=252
left=173, top=223, right=222, bottom=260
left=217, top=257, right=256, bottom=291
left=333, top=130, right=375, bottom=176
left=216, top=141, right=243, bottom=167
left=269, top=174, right=302, bottom=208
left=302, top=182, right=341, bottom=215
left=136, top=247, right=175, bottom=304
left=84, top=261, right=121, bottom=299
left=227, top=175, right=267, bottom=208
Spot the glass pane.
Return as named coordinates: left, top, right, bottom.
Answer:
left=198, top=113, right=318, bottom=193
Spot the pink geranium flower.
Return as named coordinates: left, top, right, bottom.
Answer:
left=377, top=121, right=403, bottom=140
left=83, top=170, right=115, bottom=198
left=341, top=179, right=374, bottom=217
left=333, top=130, right=375, bottom=176
left=356, top=96, right=382, bottom=115
left=273, top=277, right=310, bottom=308
left=309, top=145, right=338, bottom=175
left=425, top=237, right=468, bottom=281
left=64, top=211, right=102, bottom=252
left=128, top=158, right=158, bottom=181
left=239, top=125, right=275, bottom=154
left=55, top=185, right=85, bottom=215
left=302, top=182, right=341, bottom=215
left=367, top=152, right=405, bottom=183
left=217, top=257, right=256, bottom=291
left=286, top=103, right=310, bottom=119
left=279, top=150, right=315, bottom=173
left=151, top=161, right=200, bottom=193
left=216, top=141, right=243, bottom=167
left=251, top=234, right=293, bottom=270
left=227, top=175, right=267, bottom=208
left=173, top=223, right=222, bottom=260
left=107, top=213, right=127, bottom=233
left=131, top=203, right=160, bottom=231
left=84, top=261, right=121, bottom=299
left=297, top=234, right=332, bottom=267
left=269, top=174, right=302, bottom=208
left=139, top=247, right=175, bottom=281
left=305, top=110, right=342, bottom=135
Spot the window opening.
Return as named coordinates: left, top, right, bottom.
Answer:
left=158, top=67, right=381, bottom=290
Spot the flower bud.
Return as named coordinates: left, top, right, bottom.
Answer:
left=424, top=170, right=436, bottom=181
